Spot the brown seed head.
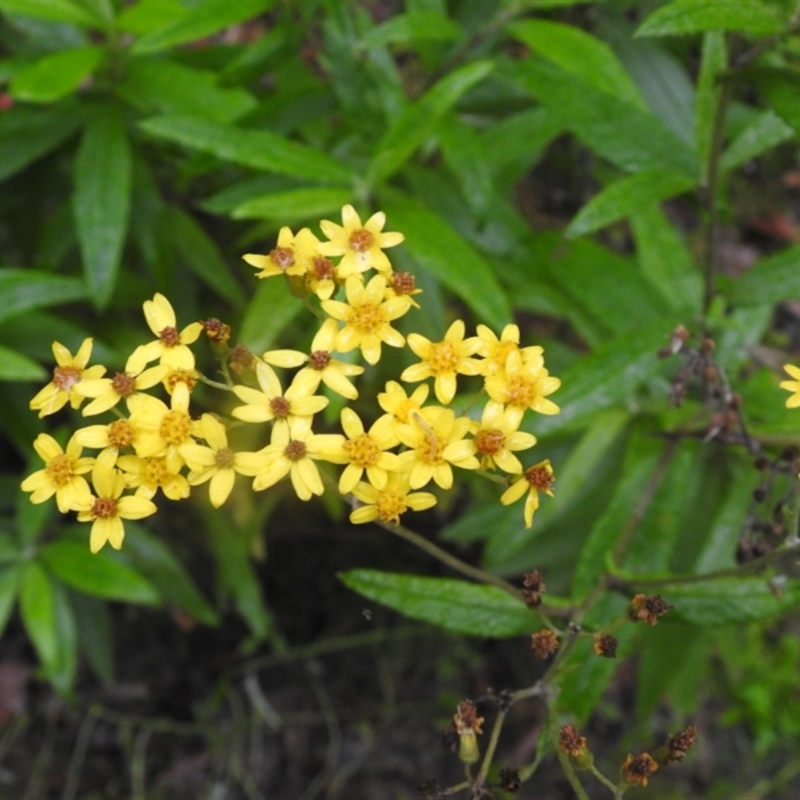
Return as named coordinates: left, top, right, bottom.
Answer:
left=525, top=462, right=554, bottom=492
left=309, top=350, right=331, bottom=370
left=158, top=326, right=180, bottom=347
left=621, top=752, right=658, bottom=787
left=521, top=569, right=546, bottom=607
left=53, top=365, right=82, bottom=391
left=530, top=629, right=559, bottom=660
left=349, top=228, right=374, bottom=252
left=593, top=633, right=618, bottom=658
left=111, top=371, right=136, bottom=398
left=228, top=344, right=256, bottom=375
left=310, top=256, right=335, bottom=280
left=665, top=725, right=696, bottom=765
left=453, top=699, right=483, bottom=735
left=390, top=271, right=416, bottom=295
left=203, top=318, right=231, bottom=343
left=499, top=767, right=521, bottom=792
left=629, top=594, right=673, bottom=625
left=270, top=246, right=295, bottom=269
left=558, top=724, right=587, bottom=758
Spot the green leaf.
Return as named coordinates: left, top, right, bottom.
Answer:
left=9, top=46, right=103, bottom=103
left=509, top=19, right=645, bottom=109
left=749, top=67, right=800, bottom=140
left=667, top=577, right=800, bottom=625
left=635, top=0, right=783, bottom=37
left=45, top=578, right=78, bottom=694
left=437, top=114, right=493, bottom=215
left=572, top=428, right=665, bottom=598
left=0, top=268, right=88, bottom=325
left=630, top=204, right=702, bottom=313
left=0, top=344, right=46, bottom=381
left=118, top=57, right=255, bottom=123
left=368, top=60, right=493, bottom=184
left=132, top=0, right=273, bottom=54
left=0, top=0, right=100, bottom=27
left=379, top=187, right=511, bottom=329
left=0, top=565, right=21, bottom=639
left=340, top=570, right=537, bottom=637
left=694, top=32, right=726, bottom=181
left=360, top=10, right=463, bottom=48
left=721, top=109, right=795, bottom=172
left=722, top=245, right=800, bottom=307
left=239, top=276, right=304, bottom=356
left=509, top=58, right=698, bottom=176
left=232, top=187, right=354, bottom=222
left=116, top=0, right=185, bottom=35
left=139, top=114, right=353, bottom=184
left=20, top=561, right=58, bottom=668
left=73, top=105, right=132, bottom=308
left=168, top=206, right=245, bottom=308
left=39, top=540, right=160, bottom=605
left=0, top=103, right=84, bottom=182
left=119, top=522, right=218, bottom=627
left=566, top=168, right=697, bottom=238
left=69, top=591, right=113, bottom=683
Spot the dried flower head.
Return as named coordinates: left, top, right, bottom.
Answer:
left=499, top=767, right=521, bottom=792
left=558, top=724, right=587, bottom=758
left=621, top=752, right=658, bottom=787
left=228, top=344, right=256, bottom=376
left=530, top=629, right=559, bottom=660
left=593, top=633, right=618, bottom=658
left=453, top=699, right=484, bottom=735
left=521, top=569, right=546, bottom=607
left=664, top=725, right=696, bottom=765
left=203, top=317, right=231, bottom=344
left=629, top=594, right=673, bottom=625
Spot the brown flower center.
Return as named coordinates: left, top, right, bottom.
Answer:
left=474, top=429, right=505, bottom=456
left=111, top=372, right=136, bottom=397
left=270, top=396, right=290, bottom=418
left=107, top=419, right=135, bottom=449
left=309, top=350, right=331, bottom=370
left=391, top=271, right=415, bottom=295
left=203, top=318, right=230, bottom=343
left=45, top=454, right=75, bottom=487
left=310, top=256, right=335, bottom=280
left=525, top=464, right=553, bottom=492
left=214, top=447, right=235, bottom=469
left=349, top=228, right=374, bottom=252
left=91, top=497, right=118, bottom=519
left=284, top=440, right=307, bottom=461
left=270, top=247, right=295, bottom=270
left=53, top=365, right=82, bottom=392
left=159, top=326, right=180, bottom=347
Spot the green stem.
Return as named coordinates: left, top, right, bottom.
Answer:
left=589, top=764, right=620, bottom=796
left=476, top=709, right=507, bottom=788
left=197, top=373, right=234, bottom=391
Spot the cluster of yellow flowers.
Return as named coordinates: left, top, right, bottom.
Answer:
left=21, top=206, right=561, bottom=553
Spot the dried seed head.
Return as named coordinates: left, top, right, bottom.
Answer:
left=558, top=724, right=587, bottom=758
left=203, top=318, right=231, bottom=343
left=499, top=767, right=521, bottom=792
left=111, top=372, right=136, bottom=398
left=621, top=753, right=658, bottom=787
left=592, top=633, right=618, bottom=659
left=453, top=700, right=483, bottom=735
left=270, top=246, right=295, bottom=270
left=629, top=594, right=673, bottom=626
left=390, top=271, right=416, bottom=295
left=228, top=344, right=256, bottom=375
left=530, top=629, right=559, bottom=660
left=158, top=326, right=180, bottom=347
left=521, top=569, right=546, bottom=607
left=309, top=349, right=332, bottom=370
left=664, top=725, right=696, bottom=765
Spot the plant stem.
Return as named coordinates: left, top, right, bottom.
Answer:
left=590, top=764, right=620, bottom=796
left=476, top=709, right=507, bottom=788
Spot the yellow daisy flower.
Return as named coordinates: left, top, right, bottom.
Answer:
left=396, top=407, right=472, bottom=490
left=443, top=400, right=537, bottom=473
left=321, top=275, right=409, bottom=365
left=126, top=293, right=204, bottom=374
left=780, top=364, right=800, bottom=408
left=116, top=454, right=190, bottom=501
left=232, top=361, right=329, bottom=428
left=385, top=270, right=422, bottom=309
left=350, top=472, right=436, bottom=525
left=377, top=381, right=430, bottom=424
left=244, top=418, right=343, bottom=501
left=484, top=350, right=561, bottom=426
left=316, top=408, right=402, bottom=494
left=76, top=449, right=157, bottom=553
left=401, top=319, right=482, bottom=404
left=476, top=323, right=544, bottom=376
left=74, top=417, right=142, bottom=456
left=73, top=362, right=168, bottom=417
left=263, top=319, right=364, bottom=400
left=500, top=459, right=555, bottom=529
left=127, top=380, right=197, bottom=472
left=317, top=204, right=404, bottom=278
left=304, top=253, right=341, bottom=300
left=29, top=338, right=106, bottom=418
left=179, top=414, right=252, bottom=507
left=243, top=226, right=319, bottom=279
left=20, top=433, right=94, bottom=513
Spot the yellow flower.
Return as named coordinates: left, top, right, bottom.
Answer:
left=243, top=418, right=343, bottom=501
left=396, top=407, right=472, bottom=489
left=321, top=275, right=409, bottom=365
left=476, top=324, right=544, bottom=377
left=350, top=472, right=436, bottom=525
left=443, top=400, right=537, bottom=473
left=73, top=362, right=168, bottom=416
left=317, top=204, right=404, bottom=278
left=116, top=454, right=190, bottom=501
left=377, top=381, right=430, bottom=424
left=29, top=338, right=106, bottom=418
left=500, top=459, right=555, bottom=529
left=76, top=449, right=157, bottom=553
left=304, top=253, right=341, bottom=300
left=401, top=320, right=482, bottom=404
left=243, top=226, right=319, bottom=279
left=74, top=417, right=142, bottom=456
left=263, top=319, right=364, bottom=400
left=232, top=361, right=329, bottom=428
left=21, top=433, right=94, bottom=512
left=126, top=293, right=204, bottom=374
left=179, top=414, right=251, bottom=507
left=316, top=408, right=402, bottom=494
left=484, top=350, right=561, bottom=426
left=385, top=270, right=422, bottom=309
left=127, top=381, right=197, bottom=472
left=780, top=364, right=800, bottom=408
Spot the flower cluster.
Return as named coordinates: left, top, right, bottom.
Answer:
left=21, top=205, right=560, bottom=552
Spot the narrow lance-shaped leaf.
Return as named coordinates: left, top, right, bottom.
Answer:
left=0, top=269, right=88, bottom=326
left=635, top=0, right=783, bottom=38
left=694, top=31, right=726, bottom=183
left=721, top=109, right=795, bottom=172
left=232, top=187, right=354, bottom=223
left=0, top=0, right=101, bottom=27
left=0, top=344, right=47, bottom=382
left=566, top=168, right=697, bottom=239
left=10, top=46, right=104, bottom=104
left=722, top=245, right=800, bottom=307
left=73, top=105, right=132, bottom=308
left=19, top=561, right=58, bottom=668
left=0, top=566, right=21, bottom=640
left=368, top=60, right=493, bottom=185
left=340, top=570, right=538, bottom=638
